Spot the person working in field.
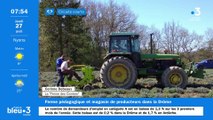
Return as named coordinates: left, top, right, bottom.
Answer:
left=56, top=54, right=65, bottom=87
left=61, top=59, right=82, bottom=81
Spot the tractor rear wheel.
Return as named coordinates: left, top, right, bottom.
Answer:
left=161, top=66, right=188, bottom=88
left=100, top=56, right=137, bottom=89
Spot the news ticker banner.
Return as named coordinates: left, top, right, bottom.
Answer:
left=39, top=106, right=203, bottom=116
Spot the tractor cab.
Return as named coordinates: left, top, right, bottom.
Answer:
left=108, top=32, right=142, bottom=67
left=109, top=32, right=140, bottom=53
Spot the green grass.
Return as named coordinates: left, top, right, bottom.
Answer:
left=39, top=69, right=213, bottom=98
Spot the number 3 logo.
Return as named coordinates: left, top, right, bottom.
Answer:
left=25, top=106, right=31, bottom=114
left=194, top=7, right=201, bottom=16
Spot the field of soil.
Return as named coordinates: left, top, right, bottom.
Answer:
left=39, top=70, right=213, bottom=98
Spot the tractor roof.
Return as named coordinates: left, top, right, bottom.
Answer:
left=110, top=32, right=139, bottom=36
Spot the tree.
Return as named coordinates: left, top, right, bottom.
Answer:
left=149, top=26, right=162, bottom=53
left=162, top=21, right=180, bottom=54
left=160, top=21, right=203, bottom=62
left=40, top=0, right=93, bottom=71
left=82, top=0, right=137, bottom=66
left=205, top=28, right=213, bottom=42
left=134, top=25, right=149, bottom=52
left=205, top=28, right=213, bottom=53
left=181, top=32, right=203, bottom=62
left=196, top=28, right=213, bottom=60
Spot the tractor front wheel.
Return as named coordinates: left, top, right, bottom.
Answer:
left=100, top=56, right=137, bottom=89
left=161, top=66, right=188, bottom=88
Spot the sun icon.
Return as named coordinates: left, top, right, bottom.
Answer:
left=15, top=53, right=24, bottom=60
left=15, top=80, right=24, bottom=88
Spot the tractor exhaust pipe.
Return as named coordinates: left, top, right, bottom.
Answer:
left=150, top=33, right=154, bottom=54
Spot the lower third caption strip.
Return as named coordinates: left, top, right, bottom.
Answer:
left=39, top=106, right=203, bottom=116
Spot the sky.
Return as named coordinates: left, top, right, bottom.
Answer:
left=94, top=0, right=213, bottom=35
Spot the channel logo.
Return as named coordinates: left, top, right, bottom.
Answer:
left=191, top=7, right=201, bottom=16
left=7, top=106, right=31, bottom=116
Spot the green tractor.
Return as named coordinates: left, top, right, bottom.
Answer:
left=100, top=32, right=205, bottom=89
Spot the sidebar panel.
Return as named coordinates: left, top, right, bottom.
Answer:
left=0, top=0, right=38, bottom=118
